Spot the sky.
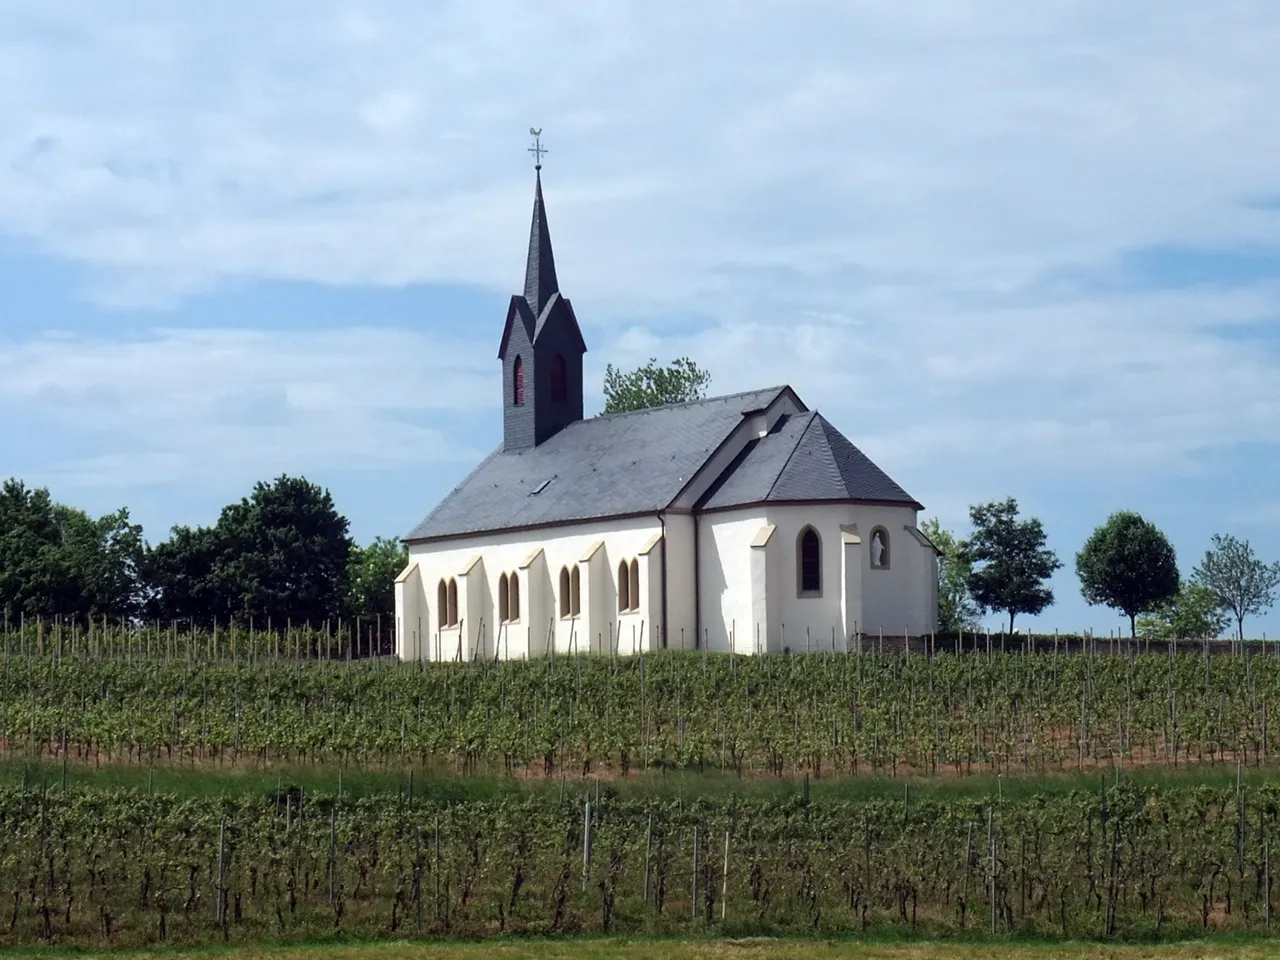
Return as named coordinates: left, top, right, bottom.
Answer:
left=2, top=1, right=1280, bottom=638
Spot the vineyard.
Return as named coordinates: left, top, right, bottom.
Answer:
left=1, top=780, right=1278, bottom=946
left=3, top=630, right=1280, bottom=949
left=0, top=648, right=1278, bottom=777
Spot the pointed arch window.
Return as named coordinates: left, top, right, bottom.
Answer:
left=437, top=580, right=449, bottom=628
left=550, top=354, right=567, bottom=403
left=447, top=579, right=459, bottom=626
left=570, top=566, right=581, bottom=617
left=498, top=573, right=510, bottom=623
left=629, top=559, right=640, bottom=612
left=559, top=566, right=572, bottom=618
left=618, top=560, right=631, bottom=612
left=508, top=571, right=520, bottom=622
left=797, top=527, right=822, bottom=596
left=513, top=356, right=525, bottom=406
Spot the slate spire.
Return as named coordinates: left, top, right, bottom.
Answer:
left=523, top=170, right=559, bottom=316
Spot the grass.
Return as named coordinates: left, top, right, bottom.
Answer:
left=10, top=937, right=1280, bottom=960
left=3, top=754, right=1278, bottom=803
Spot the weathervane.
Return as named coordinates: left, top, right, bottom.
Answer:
left=528, top=127, right=547, bottom=170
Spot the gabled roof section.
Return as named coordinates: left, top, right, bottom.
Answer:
left=524, top=170, right=559, bottom=317
left=497, top=294, right=537, bottom=360
left=406, top=386, right=791, bottom=541
left=700, top=411, right=922, bottom=510
left=532, top=292, right=587, bottom=354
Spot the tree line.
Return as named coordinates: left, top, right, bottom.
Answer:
left=926, top=500, right=1280, bottom=641
left=0, top=475, right=404, bottom=626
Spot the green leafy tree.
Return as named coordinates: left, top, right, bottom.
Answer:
left=0, top=479, right=143, bottom=621
left=1075, top=511, right=1180, bottom=638
left=147, top=475, right=354, bottom=625
left=1192, top=533, right=1280, bottom=641
left=346, top=536, right=409, bottom=619
left=920, top=517, right=980, bottom=633
left=53, top=505, right=146, bottom=620
left=960, top=497, right=1061, bottom=634
left=1137, top=582, right=1229, bottom=641
left=602, top=357, right=711, bottom=413
left=0, top=479, right=70, bottom=619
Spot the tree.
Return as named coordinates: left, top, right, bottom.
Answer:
left=1192, top=533, right=1280, bottom=641
left=0, top=479, right=71, bottom=620
left=920, top=517, right=980, bottom=633
left=959, top=497, right=1061, bottom=634
left=0, top=478, right=144, bottom=622
left=602, top=357, right=711, bottom=413
left=53, top=505, right=146, bottom=621
left=1137, top=582, right=1229, bottom=642
left=147, top=475, right=354, bottom=625
left=1075, top=511, right=1180, bottom=638
left=346, top=536, right=409, bottom=620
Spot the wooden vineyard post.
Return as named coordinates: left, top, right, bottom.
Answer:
left=643, top=812, right=653, bottom=906
left=987, top=807, right=996, bottom=935
left=692, top=824, right=699, bottom=922
left=721, top=829, right=730, bottom=921
left=582, top=799, right=591, bottom=892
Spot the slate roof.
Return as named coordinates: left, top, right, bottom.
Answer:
left=698, top=411, right=921, bottom=510
left=406, top=387, right=791, bottom=541
left=523, top=171, right=558, bottom=317
left=406, top=388, right=921, bottom=542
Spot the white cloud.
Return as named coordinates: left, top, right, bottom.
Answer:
left=0, top=326, right=494, bottom=491
left=0, top=0, right=1279, bottom=587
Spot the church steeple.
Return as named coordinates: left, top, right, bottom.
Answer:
left=523, top=170, right=559, bottom=317
left=497, top=138, right=588, bottom=453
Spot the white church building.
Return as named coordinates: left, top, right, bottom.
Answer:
left=395, top=170, right=939, bottom=659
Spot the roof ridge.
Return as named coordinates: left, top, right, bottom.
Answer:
left=589, top=385, right=791, bottom=422
left=762, top=410, right=820, bottom=501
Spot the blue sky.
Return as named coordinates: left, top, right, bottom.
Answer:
left=2, top=1, right=1279, bottom=637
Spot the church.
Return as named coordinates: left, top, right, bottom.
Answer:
left=395, top=168, right=939, bottom=660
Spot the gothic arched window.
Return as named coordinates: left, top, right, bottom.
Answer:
left=570, top=566, right=581, bottom=616
left=550, top=354, right=567, bottom=403
left=508, top=572, right=520, bottom=622
left=628, top=559, right=640, bottom=612
left=437, top=580, right=448, bottom=628
left=559, top=567, right=572, bottom=618
left=618, top=560, right=630, bottom=612
left=447, top=579, right=459, bottom=626
left=797, top=527, right=821, bottom=596
left=498, top=573, right=510, bottom=622
left=513, top=356, right=525, bottom=406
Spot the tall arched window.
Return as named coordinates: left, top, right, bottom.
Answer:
left=570, top=566, right=581, bottom=616
left=629, top=559, right=640, bottom=612
left=498, top=573, right=510, bottom=622
left=447, top=579, right=459, bottom=626
left=508, top=572, right=520, bottom=622
left=437, top=580, right=448, bottom=628
left=559, top=567, right=572, bottom=618
left=797, top=527, right=821, bottom=596
left=550, top=354, right=567, bottom=402
left=513, top=356, right=525, bottom=406
left=618, top=560, right=630, bottom=612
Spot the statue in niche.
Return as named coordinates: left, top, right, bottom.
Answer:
left=871, top=530, right=887, bottom=568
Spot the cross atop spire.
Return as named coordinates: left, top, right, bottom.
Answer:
left=528, top=127, right=547, bottom=171
left=523, top=165, right=559, bottom=316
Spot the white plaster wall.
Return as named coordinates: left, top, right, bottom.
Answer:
left=698, top=511, right=769, bottom=654
left=399, top=516, right=664, bottom=660
left=661, top=512, right=697, bottom=650
left=852, top=504, right=935, bottom=637
left=761, top=504, right=857, bottom=653
left=696, top=502, right=937, bottom=654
